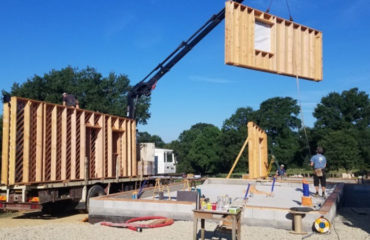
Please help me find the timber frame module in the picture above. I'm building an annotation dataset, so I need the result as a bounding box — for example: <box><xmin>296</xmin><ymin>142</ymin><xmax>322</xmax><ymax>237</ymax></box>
<box><xmin>225</xmin><ymin>1</ymin><xmax>323</xmax><ymax>81</ymax></box>
<box><xmin>1</xmin><ymin>96</ymin><xmax>138</xmax><ymax>187</ymax></box>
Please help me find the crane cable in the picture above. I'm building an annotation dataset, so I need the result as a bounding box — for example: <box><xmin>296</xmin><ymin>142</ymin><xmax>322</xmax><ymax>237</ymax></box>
<box><xmin>290</xmin><ymin>0</ymin><xmax>311</xmax><ymax>157</ymax></box>
<box><xmin>266</xmin><ymin>0</ymin><xmax>310</xmax><ymax>157</ymax></box>
<box><xmin>265</xmin><ymin>0</ymin><xmax>294</xmax><ymax>22</ymax></box>
<box><xmin>296</xmin><ymin>75</ymin><xmax>312</xmax><ymax>157</ymax></box>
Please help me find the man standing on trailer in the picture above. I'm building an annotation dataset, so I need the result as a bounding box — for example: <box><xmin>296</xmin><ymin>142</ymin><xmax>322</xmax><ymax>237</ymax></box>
<box><xmin>310</xmin><ymin>146</ymin><xmax>327</xmax><ymax>198</ymax></box>
<box><xmin>62</xmin><ymin>92</ymin><xmax>79</xmax><ymax>108</ymax></box>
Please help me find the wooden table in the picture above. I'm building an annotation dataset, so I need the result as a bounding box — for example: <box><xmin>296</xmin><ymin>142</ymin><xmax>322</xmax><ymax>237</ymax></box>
<box><xmin>193</xmin><ymin>209</ymin><xmax>242</xmax><ymax>240</ymax></box>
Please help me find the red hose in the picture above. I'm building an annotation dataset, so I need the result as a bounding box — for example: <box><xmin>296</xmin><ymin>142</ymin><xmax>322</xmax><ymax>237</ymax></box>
<box><xmin>126</xmin><ymin>216</ymin><xmax>174</xmax><ymax>228</ymax></box>
<box><xmin>100</xmin><ymin>216</ymin><xmax>174</xmax><ymax>231</ymax></box>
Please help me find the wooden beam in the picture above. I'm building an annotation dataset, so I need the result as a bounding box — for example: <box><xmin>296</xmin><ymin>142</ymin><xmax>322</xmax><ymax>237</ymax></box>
<box><xmin>121</xmin><ymin>119</ymin><xmax>127</xmax><ymax>177</ymax></box>
<box><xmin>107</xmin><ymin>117</ymin><xmax>113</xmax><ymax>177</ymax></box>
<box><xmin>8</xmin><ymin>97</ymin><xmax>17</xmax><ymax>185</ymax></box>
<box><xmin>35</xmin><ymin>103</ymin><xmax>43</xmax><ymax>182</ymax></box>
<box><xmin>61</xmin><ymin>108</ymin><xmax>67</xmax><ymax>180</ymax></box>
<box><xmin>70</xmin><ymin>109</ymin><xmax>76</xmax><ymax>179</ymax></box>
<box><xmin>79</xmin><ymin>111</ymin><xmax>86</xmax><ymax>179</ymax></box>
<box><xmin>127</xmin><ymin>120</ymin><xmax>132</xmax><ymax>176</ymax></box>
<box><xmin>132</xmin><ymin>120</ymin><xmax>137</xmax><ymax>176</ymax></box>
<box><xmin>22</xmin><ymin>101</ymin><xmax>31</xmax><ymax>183</ymax></box>
<box><xmin>50</xmin><ymin>106</ymin><xmax>57</xmax><ymax>181</ymax></box>
<box><xmin>95</xmin><ymin>114</ymin><xmax>103</xmax><ymax>178</ymax></box>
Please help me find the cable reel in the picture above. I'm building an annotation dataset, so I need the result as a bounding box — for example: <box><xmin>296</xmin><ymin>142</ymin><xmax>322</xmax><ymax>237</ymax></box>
<box><xmin>314</xmin><ymin>216</ymin><xmax>330</xmax><ymax>233</ymax></box>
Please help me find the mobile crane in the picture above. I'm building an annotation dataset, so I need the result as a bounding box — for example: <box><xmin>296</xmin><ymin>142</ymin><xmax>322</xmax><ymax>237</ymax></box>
<box><xmin>127</xmin><ymin>0</ymin><xmax>244</xmax><ymax>119</ymax></box>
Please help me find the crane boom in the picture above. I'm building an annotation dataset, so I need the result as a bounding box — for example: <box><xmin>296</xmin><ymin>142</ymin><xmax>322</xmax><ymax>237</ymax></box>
<box><xmin>127</xmin><ymin>0</ymin><xmax>244</xmax><ymax>119</ymax></box>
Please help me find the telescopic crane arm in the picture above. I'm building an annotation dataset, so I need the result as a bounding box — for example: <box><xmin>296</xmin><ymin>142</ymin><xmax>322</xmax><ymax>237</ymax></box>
<box><xmin>127</xmin><ymin>0</ymin><xmax>244</xmax><ymax>119</ymax></box>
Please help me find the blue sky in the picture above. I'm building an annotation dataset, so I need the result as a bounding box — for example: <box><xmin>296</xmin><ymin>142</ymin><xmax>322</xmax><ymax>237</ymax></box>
<box><xmin>1</xmin><ymin>0</ymin><xmax>369</xmax><ymax>142</ymax></box>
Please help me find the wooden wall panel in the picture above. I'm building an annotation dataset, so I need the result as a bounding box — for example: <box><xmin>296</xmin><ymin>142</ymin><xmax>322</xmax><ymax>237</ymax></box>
<box><xmin>1</xmin><ymin>97</ymin><xmax>137</xmax><ymax>185</ymax></box>
<box><xmin>247</xmin><ymin>122</ymin><xmax>268</xmax><ymax>179</ymax></box>
<box><xmin>225</xmin><ymin>1</ymin><xmax>323</xmax><ymax>81</ymax></box>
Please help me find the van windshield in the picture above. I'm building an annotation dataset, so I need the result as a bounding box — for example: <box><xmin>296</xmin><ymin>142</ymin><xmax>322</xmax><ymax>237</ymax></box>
<box><xmin>166</xmin><ymin>152</ymin><xmax>173</xmax><ymax>163</ymax></box>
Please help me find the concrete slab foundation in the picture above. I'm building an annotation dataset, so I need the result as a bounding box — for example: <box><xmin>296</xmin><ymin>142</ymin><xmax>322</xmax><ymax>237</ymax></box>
<box><xmin>88</xmin><ymin>178</ymin><xmax>344</xmax><ymax>233</ymax></box>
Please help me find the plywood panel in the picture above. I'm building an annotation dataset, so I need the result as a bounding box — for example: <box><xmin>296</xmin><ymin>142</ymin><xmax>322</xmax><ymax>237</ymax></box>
<box><xmin>225</xmin><ymin>1</ymin><xmax>323</xmax><ymax>81</ymax></box>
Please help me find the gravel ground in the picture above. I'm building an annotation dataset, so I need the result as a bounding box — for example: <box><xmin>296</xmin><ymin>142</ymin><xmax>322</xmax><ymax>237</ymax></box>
<box><xmin>0</xmin><ymin>208</ymin><xmax>369</xmax><ymax>240</ymax></box>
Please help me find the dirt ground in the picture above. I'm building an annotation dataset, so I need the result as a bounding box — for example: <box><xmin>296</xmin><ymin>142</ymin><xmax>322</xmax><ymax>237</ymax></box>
<box><xmin>0</xmin><ymin>208</ymin><xmax>369</xmax><ymax>240</ymax></box>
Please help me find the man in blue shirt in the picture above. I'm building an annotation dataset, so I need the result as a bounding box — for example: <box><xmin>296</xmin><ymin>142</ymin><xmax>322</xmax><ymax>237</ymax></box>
<box><xmin>310</xmin><ymin>146</ymin><xmax>327</xmax><ymax>197</ymax></box>
<box><xmin>275</xmin><ymin>164</ymin><xmax>286</xmax><ymax>179</ymax></box>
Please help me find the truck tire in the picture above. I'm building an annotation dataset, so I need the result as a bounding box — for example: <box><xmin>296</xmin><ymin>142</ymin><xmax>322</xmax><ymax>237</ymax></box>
<box><xmin>87</xmin><ymin>185</ymin><xmax>105</xmax><ymax>211</ymax></box>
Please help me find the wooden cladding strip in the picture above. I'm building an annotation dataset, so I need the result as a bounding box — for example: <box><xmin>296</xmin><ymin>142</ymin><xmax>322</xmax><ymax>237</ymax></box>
<box><xmin>1</xmin><ymin>97</ymin><xmax>137</xmax><ymax>185</ymax></box>
<box><xmin>225</xmin><ymin>1</ymin><xmax>323</xmax><ymax>81</ymax></box>
<box><xmin>247</xmin><ymin>122</ymin><xmax>268</xmax><ymax>179</ymax></box>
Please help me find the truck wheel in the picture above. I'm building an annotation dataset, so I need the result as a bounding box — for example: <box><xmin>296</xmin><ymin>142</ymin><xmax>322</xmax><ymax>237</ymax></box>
<box><xmin>87</xmin><ymin>185</ymin><xmax>105</xmax><ymax>211</ymax></box>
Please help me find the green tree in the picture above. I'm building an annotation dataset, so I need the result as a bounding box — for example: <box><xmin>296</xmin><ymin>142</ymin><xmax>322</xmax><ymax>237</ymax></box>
<box><xmin>312</xmin><ymin>88</ymin><xmax>370</xmax><ymax>170</ymax></box>
<box><xmin>5</xmin><ymin>66</ymin><xmax>151</xmax><ymax>124</ymax></box>
<box><xmin>314</xmin><ymin>88</ymin><xmax>370</xmax><ymax>130</ymax></box>
<box><xmin>256</xmin><ymin>97</ymin><xmax>301</xmax><ymax>167</ymax></box>
<box><xmin>219</xmin><ymin>107</ymin><xmax>256</xmax><ymax>173</ymax></box>
<box><xmin>318</xmin><ymin>129</ymin><xmax>362</xmax><ymax>171</ymax></box>
<box><xmin>137</xmin><ymin>131</ymin><xmax>165</xmax><ymax>148</ymax></box>
<box><xmin>172</xmin><ymin>123</ymin><xmax>221</xmax><ymax>175</ymax></box>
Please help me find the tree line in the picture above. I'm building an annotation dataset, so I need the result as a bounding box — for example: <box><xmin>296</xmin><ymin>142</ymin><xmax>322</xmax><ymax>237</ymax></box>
<box><xmin>1</xmin><ymin>67</ymin><xmax>369</xmax><ymax>175</ymax></box>
<box><xmin>168</xmin><ymin>88</ymin><xmax>370</xmax><ymax>175</ymax></box>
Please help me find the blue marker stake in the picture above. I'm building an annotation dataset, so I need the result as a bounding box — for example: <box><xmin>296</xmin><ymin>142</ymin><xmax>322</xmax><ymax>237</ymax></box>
<box><xmin>271</xmin><ymin>177</ymin><xmax>276</xmax><ymax>193</ymax></box>
<box><xmin>137</xmin><ymin>180</ymin><xmax>147</xmax><ymax>199</ymax></box>
<box><xmin>244</xmin><ymin>183</ymin><xmax>251</xmax><ymax>200</ymax></box>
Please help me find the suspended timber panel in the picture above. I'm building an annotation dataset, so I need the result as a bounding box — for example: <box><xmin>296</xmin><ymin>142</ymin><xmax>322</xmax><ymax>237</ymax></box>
<box><xmin>1</xmin><ymin>97</ymin><xmax>137</xmax><ymax>185</ymax></box>
<box><xmin>225</xmin><ymin>1</ymin><xmax>323</xmax><ymax>81</ymax></box>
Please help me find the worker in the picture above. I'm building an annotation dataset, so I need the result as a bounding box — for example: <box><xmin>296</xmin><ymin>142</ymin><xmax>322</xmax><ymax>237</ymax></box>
<box><xmin>62</xmin><ymin>92</ymin><xmax>79</xmax><ymax>108</ymax></box>
<box><xmin>275</xmin><ymin>164</ymin><xmax>286</xmax><ymax>179</ymax></box>
<box><xmin>310</xmin><ymin>146</ymin><xmax>327</xmax><ymax>198</ymax></box>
